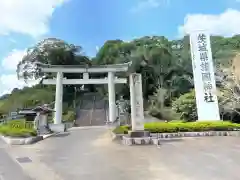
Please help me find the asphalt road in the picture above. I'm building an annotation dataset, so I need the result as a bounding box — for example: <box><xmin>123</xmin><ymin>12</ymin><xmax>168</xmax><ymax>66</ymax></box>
<box><xmin>9</xmin><ymin>127</ymin><xmax>240</xmax><ymax>180</ymax></box>
<box><xmin>0</xmin><ymin>139</ymin><xmax>33</xmax><ymax>180</ymax></box>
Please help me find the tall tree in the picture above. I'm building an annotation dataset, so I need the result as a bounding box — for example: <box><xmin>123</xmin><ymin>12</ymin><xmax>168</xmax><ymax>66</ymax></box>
<box><xmin>17</xmin><ymin>38</ymin><xmax>91</xmax><ymax>81</ymax></box>
<box><xmin>16</xmin><ymin>38</ymin><xmax>91</xmax><ymax>106</ymax></box>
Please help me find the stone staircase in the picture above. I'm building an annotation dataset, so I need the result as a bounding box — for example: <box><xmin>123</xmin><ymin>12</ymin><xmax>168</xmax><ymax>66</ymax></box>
<box><xmin>75</xmin><ymin>93</ymin><xmax>108</xmax><ymax>126</ymax></box>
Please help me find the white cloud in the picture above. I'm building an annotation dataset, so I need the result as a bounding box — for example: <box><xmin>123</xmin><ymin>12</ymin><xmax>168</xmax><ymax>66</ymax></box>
<box><xmin>0</xmin><ymin>49</ymin><xmax>41</xmax><ymax>96</ymax></box>
<box><xmin>95</xmin><ymin>46</ymin><xmax>100</xmax><ymax>52</ymax></box>
<box><xmin>178</xmin><ymin>9</ymin><xmax>240</xmax><ymax>37</ymax></box>
<box><xmin>0</xmin><ymin>74</ymin><xmax>39</xmax><ymax>96</ymax></box>
<box><xmin>0</xmin><ymin>0</ymin><xmax>69</xmax><ymax>96</ymax></box>
<box><xmin>131</xmin><ymin>0</ymin><xmax>169</xmax><ymax>13</ymax></box>
<box><xmin>1</xmin><ymin>49</ymin><xmax>26</xmax><ymax>71</ymax></box>
<box><xmin>0</xmin><ymin>0</ymin><xmax>69</xmax><ymax>37</ymax></box>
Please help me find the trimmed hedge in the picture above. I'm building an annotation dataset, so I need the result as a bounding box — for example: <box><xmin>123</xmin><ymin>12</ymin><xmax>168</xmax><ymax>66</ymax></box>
<box><xmin>113</xmin><ymin>126</ymin><xmax>129</xmax><ymax>134</ymax></box>
<box><xmin>0</xmin><ymin>120</ymin><xmax>36</xmax><ymax>137</ymax></box>
<box><xmin>0</xmin><ymin>126</ymin><xmax>37</xmax><ymax>137</ymax></box>
<box><xmin>5</xmin><ymin>120</ymin><xmax>34</xmax><ymax>129</ymax></box>
<box><xmin>113</xmin><ymin>121</ymin><xmax>240</xmax><ymax>134</ymax></box>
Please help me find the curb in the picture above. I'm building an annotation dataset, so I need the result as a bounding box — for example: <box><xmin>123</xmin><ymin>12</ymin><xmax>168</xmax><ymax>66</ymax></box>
<box><xmin>116</xmin><ymin>131</ymin><xmax>240</xmax><ymax>146</ymax></box>
<box><xmin>154</xmin><ymin>131</ymin><xmax>240</xmax><ymax>139</ymax></box>
<box><xmin>0</xmin><ymin>132</ymin><xmax>62</xmax><ymax>145</ymax></box>
<box><xmin>0</xmin><ymin>135</ymin><xmax>43</xmax><ymax>145</ymax></box>
<box><xmin>122</xmin><ymin>136</ymin><xmax>161</xmax><ymax>146</ymax></box>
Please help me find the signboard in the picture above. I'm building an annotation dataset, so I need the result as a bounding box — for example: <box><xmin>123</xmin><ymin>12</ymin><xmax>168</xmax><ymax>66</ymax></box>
<box><xmin>189</xmin><ymin>30</ymin><xmax>220</xmax><ymax>120</ymax></box>
<box><xmin>130</xmin><ymin>73</ymin><xmax>144</xmax><ymax>130</ymax></box>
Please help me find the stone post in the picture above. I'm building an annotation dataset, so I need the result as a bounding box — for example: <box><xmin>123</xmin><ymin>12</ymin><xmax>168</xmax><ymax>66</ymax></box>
<box><xmin>129</xmin><ymin>73</ymin><xmax>145</xmax><ymax>132</ymax></box>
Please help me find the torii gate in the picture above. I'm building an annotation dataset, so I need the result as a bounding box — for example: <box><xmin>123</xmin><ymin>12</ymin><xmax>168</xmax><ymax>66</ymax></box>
<box><xmin>38</xmin><ymin>63</ymin><xmax>145</xmax><ymax>132</ymax></box>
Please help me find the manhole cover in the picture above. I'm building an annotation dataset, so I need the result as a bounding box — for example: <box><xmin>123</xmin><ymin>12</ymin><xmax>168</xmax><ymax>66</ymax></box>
<box><xmin>16</xmin><ymin>157</ymin><xmax>32</xmax><ymax>163</ymax></box>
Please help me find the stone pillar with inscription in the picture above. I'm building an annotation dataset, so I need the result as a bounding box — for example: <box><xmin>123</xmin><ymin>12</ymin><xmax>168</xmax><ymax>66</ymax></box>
<box><xmin>129</xmin><ymin>73</ymin><xmax>150</xmax><ymax>137</ymax></box>
<box><xmin>190</xmin><ymin>30</ymin><xmax>220</xmax><ymax>120</ymax></box>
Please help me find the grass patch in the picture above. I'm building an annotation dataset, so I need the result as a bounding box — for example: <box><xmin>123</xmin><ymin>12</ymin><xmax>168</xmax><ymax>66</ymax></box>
<box><xmin>0</xmin><ymin>119</ymin><xmax>36</xmax><ymax>137</ymax></box>
<box><xmin>113</xmin><ymin>121</ymin><xmax>240</xmax><ymax>134</ymax></box>
<box><xmin>112</xmin><ymin>125</ymin><xmax>129</xmax><ymax>134</ymax></box>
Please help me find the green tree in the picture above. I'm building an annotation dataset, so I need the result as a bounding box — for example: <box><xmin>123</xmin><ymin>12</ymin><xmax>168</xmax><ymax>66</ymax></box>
<box><xmin>172</xmin><ymin>90</ymin><xmax>197</xmax><ymax>121</ymax></box>
<box><xmin>16</xmin><ymin>38</ymin><xmax>92</xmax><ymax>107</ymax></box>
<box><xmin>17</xmin><ymin>38</ymin><xmax>91</xmax><ymax>80</ymax></box>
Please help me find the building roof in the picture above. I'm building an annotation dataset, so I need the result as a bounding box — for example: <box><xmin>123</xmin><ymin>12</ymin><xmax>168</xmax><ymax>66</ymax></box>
<box><xmin>32</xmin><ymin>106</ymin><xmax>55</xmax><ymax>113</ymax></box>
<box><xmin>18</xmin><ymin>110</ymin><xmax>36</xmax><ymax>115</ymax></box>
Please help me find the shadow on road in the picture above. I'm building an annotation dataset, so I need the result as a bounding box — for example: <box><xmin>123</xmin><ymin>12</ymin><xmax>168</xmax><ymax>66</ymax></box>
<box><xmin>51</xmin><ymin>132</ymin><xmax>70</xmax><ymax>138</ymax></box>
<box><xmin>160</xmin><ymin>138</ymin><xmax>183</xmax><ymax>142</ymax></box>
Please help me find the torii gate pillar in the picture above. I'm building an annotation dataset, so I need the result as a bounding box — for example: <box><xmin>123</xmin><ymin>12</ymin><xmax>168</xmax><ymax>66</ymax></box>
<box><xmin>54</xmin><ymin>72</ymin><xmax>63</xmax><ymax>124</ymax></box>
<box><xmin>108</xmin><ymin>72</ymin><xmax>116</xmax><ymax>123</ymax></box>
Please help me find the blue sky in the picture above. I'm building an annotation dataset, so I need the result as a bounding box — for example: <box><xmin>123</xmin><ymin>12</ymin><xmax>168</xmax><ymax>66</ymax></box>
<box><xmin>0</xmin><ymin>0</ymin><xmax>240</xmax><ymax>95</ymax></box>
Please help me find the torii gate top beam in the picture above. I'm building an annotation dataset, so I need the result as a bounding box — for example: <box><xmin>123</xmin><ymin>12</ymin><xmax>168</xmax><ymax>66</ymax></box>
<box><xmin>37</xmin><ymin>62</ymin><xmax>132</xmax><ymax>73</ymax></box>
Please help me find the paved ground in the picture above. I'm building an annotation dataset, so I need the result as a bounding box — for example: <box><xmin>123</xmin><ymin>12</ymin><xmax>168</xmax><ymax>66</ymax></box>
<box><xmin>4</xmin><ymin>127</ymin><xmax>240</xmax><ymax>180</ymax></box>
<box><xmin>0</xmin><ymin>139</ymin><xmax>33</xmax><ymax>180</ymax></box>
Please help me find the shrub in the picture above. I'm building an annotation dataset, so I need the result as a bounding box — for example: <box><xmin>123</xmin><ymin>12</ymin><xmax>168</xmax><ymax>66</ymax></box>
<box><xmin>112</xmin><ymin>126</ymin><xmax>129</xmax><ymax>134</ymax></box>
<box><xmin>149</xmin><ymin>107</ymin><xmax>181</xmax><ymax>121</ymax></box>
<box><xmin>144</xmin><ymin>121</ymin><xmax>240</xmax><ymax>133</ymax></box>
<box><xmin>113</xmin><ymin>121</ymin><xmax>240</xmax><ymax>134</ymax></box>
<box><xmin>172</xmin><ymin>90</ymin><xmax>197</xmax><ymax>121</ymax></box>
<box><xmin>148</xmin><ymin>88</ymin><xmax>182</xmax><ymax>121</ymax></box>
<box><xmin>0</xmin><ymin>125</ymin><xmax>37</xmax><ymax>137</ymax></box>
<box><xmin>5</xmin><ymin>119</ymin><xmax>34</xmax><ymax>129</ymax></box>
<box><xmin>0</xmin><ymin>119</ymin><xmax>36</xmax><ymax>137</ymax></box>
<box><xmin>63</xmin><ymin>110</ymin><xmax>76</xmax><ymax>122</ymax></box>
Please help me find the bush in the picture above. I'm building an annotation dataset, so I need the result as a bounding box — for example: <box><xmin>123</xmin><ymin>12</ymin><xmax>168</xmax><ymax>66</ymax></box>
<box><xmin>149</xmin><ymin>107</ymin><xmax>181</xmax><ymax>121</ymax></box>
<box><xmin>5</xmin><ymin>119</ymin><xmax>34</xmax><ymax>129</ymax></box>
<box><xmin>63</xmin><ymin>110</ymin><xmax>76</xmax><ymax>122</ymax></box>
<box><xmin>172</xmin><ymin>90</ymin><xmax>197</xmax><ymax>121</ymax></box>
<box><xmin>0</xmin><ymin>125</ymin><xmax>37</xmax><ymax>137</ymax></box>
<box><xmin>113</xmin><ymin>121</ymin><xmax>240</xmax><ymax>134</ymax></box>
<box><xmin>0</xmin><ymin>119</ymin><xmax>36</xmax><ymax>137</ymax></box>
<box><xmin>112</xmin><ymin>126</ymin><xmax>129</xmax><ymax>134</ymax></box>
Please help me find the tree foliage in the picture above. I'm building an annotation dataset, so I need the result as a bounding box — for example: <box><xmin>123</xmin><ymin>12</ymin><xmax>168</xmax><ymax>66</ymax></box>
<box><xmin>1</xmin><ymin>34</ymin><xmax>240</xmax><ymax>122</ymax></box>
<box><xmin>17</xmin><ymin>38</ymin><xmax>91</xmax><ymax>81</ymax></box>
<box><xmin>172</xmin><ymin>90</ymin><xmax>197</xmax><ymax>121</ymax></box>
